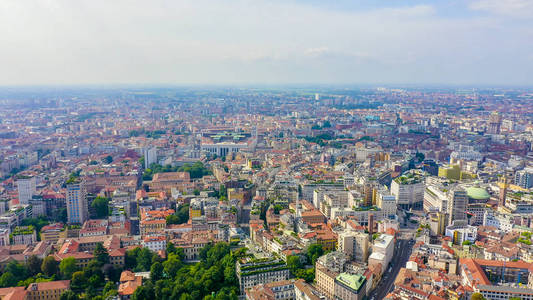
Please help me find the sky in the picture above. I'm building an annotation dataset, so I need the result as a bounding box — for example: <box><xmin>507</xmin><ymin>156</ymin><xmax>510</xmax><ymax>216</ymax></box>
<box><xmin>0</xmin><ymin>0</ymin><xmax>532</xmax><ymax>86</ymax></box>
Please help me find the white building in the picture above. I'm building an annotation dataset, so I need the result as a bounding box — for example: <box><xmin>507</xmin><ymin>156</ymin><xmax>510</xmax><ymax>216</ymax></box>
<box><xmin>17</xmin><ymin>177</ymin><xmax>36</xmax><ymax>205</ymax></box>
<box><xmin>142</xmin><ymin>235</ymin><xmax>167</xmax><ymax>252</ymax></box>
<box><xmin>66</xmin><ymin>181</ymin><xmax>89</xmax><ymax>225</ymax></box>
<box><xmin>372</xmin><ymin>234</ymin><xmax>395</xmax><ymax>269</ymax></box>
<box><xmin>376</xmin><ymin>191</ymin><xmax>397</xmax><ymax>218</ymax></box>
<box><xmin>0</xmin><ymin>228</ymin><xmax>9</xmax><ymax>246</ymax></box>
<box><xmin>143</xmin><ymin>147</ymin><xmax>157</xmax><ymax>169</ymax></box>
<box><xmin>483</xmin><ymin>210</ymin><xmax>513</xmax><ymax>232</ymax></box>
<box><xmin>445</xmin><ymin>222</ymin><xmax>477</xmax><ymax>244</ymax></box>
<box><xmin>390</xmin><ymin>175</ymin><xmax>424</xmax><ymax>210</ymax></box>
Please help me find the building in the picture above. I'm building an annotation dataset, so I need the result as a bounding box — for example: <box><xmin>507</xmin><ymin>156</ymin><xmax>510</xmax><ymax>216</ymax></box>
<box><xmin>26</xmin><ymin>280</ymin><xmax>70</xmax><ymax>300</ymax></box>
<box><xmin>118</xmin><ymin>270</ymin><xmax>143</xmax><ymax>299</ymax></box>
<box><xmin>66</xmin><ymin>180</ymin><xmax>88</xmax><ymax>225</ymax></box>
<box><xmin>372</xmin><ymin>234</ymin><xmax>394</xmax><ymax>271</ymax></box>
<box><xmin>445</xmin><ymin>221</ymin><xmax>477</xmax><ymax>245</ymax></box>
<box><xmin>460</xmin><ymin>258</ymin><xmax>533</xmax><ymax>300</ymax></box>
<box><xmin>236</xmin><ymin>258</ymin><xmax>290</xmax><ymax>293</ymax></box>
<box><xmin>487</xmin><ymin>112</ymin><xmax>502</xmax><ymax>134</ymax></box>
<box><xmin>447</xmin><ymin>188</ymin><xmax>467</xmax><ymax>226</ymax></box>
<box><xmin>143</xmin><ymin>147</ymin><xmax>157</xmax><ymax>169</ymax></box>
<box><xmin>390</xmin><ymin>173</ymin><xmax>424</xmax><ymax>210</ymax></box>
<box><xmin>515</xmin><ymin>168</ymin><xmax>533</xmax><ymax>189</ymax></box>
<box><xmin>11</xmin><ymin>226</ymin><xmax>37</xmax><ymax>245</ymax></box>
<box><xmin>245</xmin><ymin>280</ymin><xmax>295</xmax><ymax>300</ymax></box>
<box><xmin>17</xmin><ymin>177</ymin><xmax>36</xmax><ymax>205</ymax></box>
<box><xmin>334</xmin><ymin>273</ymin><xmax>366</xmax><ymax>300</ymax></box>
<box><xmin>294</xmin><ymin>279</ymin><xmax>325</xmax><ymax>300</ymax></box>
<box><xmin>483</xmin><ymin>210</ymin><xmax>513</xmax><ymax>232</ymax></box>
<box><xmin>315</xmin><ymin>264</ymin><xmax>338</xmax><ymax>300</ymax></box>
<box><xmin>376</xmin><ymin>192</ymin><xmax>397</xmax><ymax>219</ymax></box>
<box><xmin>0</xmin><ymin>228</ymin><xmax>9</xmax><ymax>246</ymax></box>
<box><xmin>142</xmin><ymin>235</ymin><xmax>166</xmax><ymax>252</ymax></box>
<box><xmin>338</xmin><ymin>231</ymin><xmax>369</xmax><ymax>263</ymax></box>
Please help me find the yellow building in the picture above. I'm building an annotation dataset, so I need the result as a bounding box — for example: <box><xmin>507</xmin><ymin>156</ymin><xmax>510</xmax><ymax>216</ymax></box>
<box><xmin>26</xmin><ymin>280</ymin><xmax>70</xmax><ymax>300</ymax></box>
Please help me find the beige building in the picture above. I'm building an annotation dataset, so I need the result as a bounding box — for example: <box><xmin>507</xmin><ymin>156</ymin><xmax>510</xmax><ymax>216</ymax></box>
<box><xmin>338</xmin><ymin>231</ymin><xmax>369</xmax><ymax>263</ymax></box>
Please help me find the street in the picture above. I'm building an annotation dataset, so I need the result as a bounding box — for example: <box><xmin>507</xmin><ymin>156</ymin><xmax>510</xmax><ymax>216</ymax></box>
<box><xmin>368</xmin><ymin>230</ymin><xmax>416</xmax><ymax>300</ymax></box>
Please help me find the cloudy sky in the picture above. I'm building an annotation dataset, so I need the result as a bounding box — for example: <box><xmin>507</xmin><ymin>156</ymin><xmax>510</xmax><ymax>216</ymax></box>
<box><xmin>0</xmin><ymin>0</ymin><xmax>532</xmax><ymax>86</ymax></box>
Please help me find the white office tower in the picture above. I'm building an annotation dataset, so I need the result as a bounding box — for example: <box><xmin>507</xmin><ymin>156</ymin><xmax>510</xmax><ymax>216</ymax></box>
<box><xmin>143</xmin><ymin>147</ymin><xmax>157</xmax><ymax>169</ymax></box>
<box><xmin>17</xmin><ymin>177</ymin><xmax>36</xmax><ymax>205</ymax></box>
<box><xmin>66</xmin><ymin>180</ymin><xmax>88</xmax><ymax>224</ymax></box>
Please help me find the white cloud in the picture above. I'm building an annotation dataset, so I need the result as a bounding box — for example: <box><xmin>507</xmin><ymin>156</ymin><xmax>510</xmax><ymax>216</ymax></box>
<box><xmin>0</xmin><ymin>0</ymin><xmax>531</xmax><ymax>85</ymax></box>
<box><xmin>469</xmin><ymin>0</ymin><xmax>533</xmax><ymax>18</ymax></box>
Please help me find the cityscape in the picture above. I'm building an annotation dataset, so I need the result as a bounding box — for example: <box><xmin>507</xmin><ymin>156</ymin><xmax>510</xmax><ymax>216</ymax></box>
<box><xmin>0</xmin><ymin>87</ymin><xmax>532</xmax><ymax>300</ymax></box>
<box><xmin>1</xmin><ymin>1</ymin><xmax>533</xmax><ymax>300</ymax></box>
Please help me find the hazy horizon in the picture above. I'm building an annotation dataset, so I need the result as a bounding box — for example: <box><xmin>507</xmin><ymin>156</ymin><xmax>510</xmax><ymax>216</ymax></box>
<box><xmin>2</xmin><ymin>0</ymin><xmax>533</xmax><ymax>86</ymax></box>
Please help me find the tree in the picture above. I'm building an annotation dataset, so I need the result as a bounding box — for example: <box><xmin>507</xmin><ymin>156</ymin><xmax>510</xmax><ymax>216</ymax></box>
<box><xmin>59</xmin><ymin>257</ymin><xmax>79</xmax><ymax>280</ymax></box>
<box><xmin>150</xmin><ymin>262</ymin><xmax>163</xmax><ymax>281</ymax></box>
<box><xmin>163</xmin><ymin>253</ymin><xmax>183</xmax><ymax>278</ymax></box>
<box><xmin>136</xmin><ymin>248</ymin><xmax>154</xmax><ymax>271</ymax></box>
<box><xmin>41</xmin><ymin>255</ymin><xmax>59</xmax><ymax>277</ymax></box>
<box><xmin>286</xmin><ymin>255</ymin><xmax>303</xmax><ymax>274</ymax></box>
<box><xmin>70</xmin><ymin>271</ymin><xmax>86</xmax><ymax>292</ymax></box>
<box><xmin>27</xmin><ymin>255</ymin><xmax>43</xmax><ymax>276</ymax></box>
<box><xmin>90</xmin><ymin>197</ymin><xmax>110</xmax><ymax>218</ymax></box>
<box><xmin>166</xmin><ymin>204</ymin><xmax>189</xmax><ymax>225</ymax></box>
<box><xmin>103</xmin><ymin>264</ymin><xmax>120</xmax><ymax>283</ymax></box>
<box><xmin>103</xmin><ymin>156</ymin><xmax>113</xmax><ymax>164</ymax></box>
<box><xmin>5</xmin><ymin>261</ymin><xmax>27</xmax><ymax>283</ymax></box>
<box><xmin>0</xmin><ymin>272</ymin><xmax>16</xmax><ymax>288</ymax></box>
<box><xmin>132</xmin><ymin>281</ymin><xmax>155</xmax><ymax>300</ymax></box>
<box><xmin>60</xmin><ymin>290</ymin><xmax>79</xmax><ymax>300</ymax></box>
<box><xmin>307</xmin><ymin>244</ymin><xmax>324</xmax><ymax>266</ymax></box>
<box><xmin>471</xmin><ymin>293</ymin><xmax>485</xmax><ymax>300</ymax></box>
<box><xmin>94</xmin><ymin>243</ymin><xmax>109</xmax><ymax>265</ymax></box>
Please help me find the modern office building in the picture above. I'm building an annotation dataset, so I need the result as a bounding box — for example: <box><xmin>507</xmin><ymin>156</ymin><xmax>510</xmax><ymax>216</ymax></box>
<box><xmin>142</xmin><ymin>147</ymin><xmax>157</xmax><ymax>169</ymax></box>
<box><xmin>515</xmin><ymin>168</ymin><xmax>533</xmax><ymax>189</ymax></box>
<box><xmin>17</xmin><ymin>176</ymin><xmax>36</xmax><ymax>205</ymax></box>
<box><xmin>447</xmin><ymin>188</ymin><xmax>468</xmax><ymax>226</ymax></box>
<box><xmin>66</xmin><ymin>180</ymin><xmax>88</xmax><ymax>224</ymax></box>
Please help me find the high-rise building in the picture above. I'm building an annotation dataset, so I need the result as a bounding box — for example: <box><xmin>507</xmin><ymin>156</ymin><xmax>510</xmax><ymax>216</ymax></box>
<box><xmin>362</xmin><ymin>183</ymin><xmax>373</xmax><ymax>207</ymax></box>
<box><xmin>338</xmin><ymin>231</ymin><xmax>369</xmax><ymax>262</ymax></box>
<box><xmin>66</xmin><ymin>180</ymin><xmax>88</xmax><ymax>224</ymax></box>
<box><xmin>143</xmin><ymin>147</ymin><xmax>157</xmax><ymax>169</ymax></box>
<box><xmin>17</xmin><ymin>177</ymin><xmax>36</xmax><ymax>205</ymax></box>
<box><xmin>487</xmin><ymin>112</ymin><xmax>502</xmax><ymax>134</ymax></box>
<box><xmin>515</xmin><ymin>168</ymin><xmax>533</xmax><ymax>189</ymax></box>
<box><xmin>447</xmin><ymin>188</ymin><xmax>467</xmax><ymax>226</ymax></box>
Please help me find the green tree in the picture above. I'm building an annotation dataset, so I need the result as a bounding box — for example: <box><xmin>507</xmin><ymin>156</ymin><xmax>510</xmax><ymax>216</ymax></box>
<box><xmin>136</xmin><ymin>248</ymin><xmax>154</xmax><ymax>271</ymax></box>
<box><xmin>150</xmin><ymin>262</ymin><xmax>163</xmax><ymax>281</ymax></box>
<box><xmin>0</xmin><ymin>272</ymin><xmax>16</xmax><ymax>288</ymax></box>
<box><xmin>41</xmin><ymin>255</ymin><xmax>59</xmax><ymax>277</ymax></box>
<box><xmin>163</xmin><ymin>253</ymin><xmax>183</xmax><ymax>278</ymax></box>
<box><xmin>59</xmin><ymin>257</ymin><xmax>79</xmax><ymax>280</ymax></box>
<box><xmin>60</xmin><ymin>290</ymin><xmax>79</xmax><ymax>300</ymax></box>
<box><xmin>103</xmin><ymin>156</ymin><xmax>113</xmax><ymax>164</ymax></box>
<box><xmin>132</xmin><ymin>281</ymin><xmax>155</xmax><ymax>300</ymax></box>
<box><xmin>94</xmin><ymin>243</ymin><xmax>109</xmax><ymax>265</ymax></box>
<box><xmin>471</xmin><ymin>293</ymin><xmax>485</xmax><ymax>300</ymax></box>
<box><xmin>26</xmin><ymin>255</ymin><xmax>43</xmax><ymax>276</ymax></box>
<box><xmin>307</xmin><ymin>244</ymin><xmax>324</xmax><ymax>266</ymax></box>
<box><xmin>70</xmin><ymin>271</ymin><xmax>86</xmax><ymax>292</ymax></box>
<box><xmin>90</xmin><ymin>197</ymin><xmax>110</xmax><ymax>218</ymax></box>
